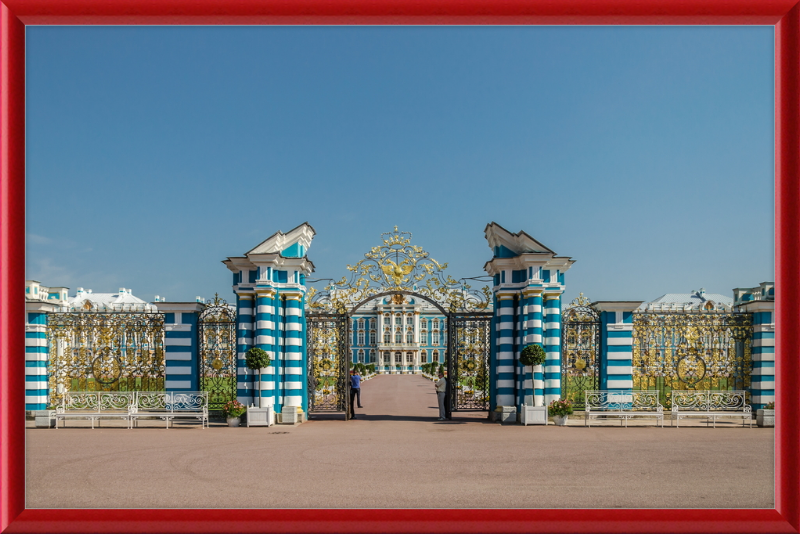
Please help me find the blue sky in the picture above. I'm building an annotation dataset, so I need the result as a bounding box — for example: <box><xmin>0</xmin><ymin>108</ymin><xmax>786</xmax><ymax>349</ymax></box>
<box><xmin>25</xmin><ymin>26</ymin><xmax>774</xmax><ymax>305</ymax></box>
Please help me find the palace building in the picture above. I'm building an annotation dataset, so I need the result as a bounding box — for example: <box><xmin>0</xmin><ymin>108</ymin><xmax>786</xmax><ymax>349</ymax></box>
<box><xmin>349</xmin><ymin>294</ymin><xmax>448</xmax><ymax>373</ymax></box>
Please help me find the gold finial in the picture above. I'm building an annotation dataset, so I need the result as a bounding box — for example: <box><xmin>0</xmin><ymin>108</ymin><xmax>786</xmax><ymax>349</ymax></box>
<box><xmin>394</xmin><ymin>225</ymin><xmax>398</xmax><ymax>232</ymax></box>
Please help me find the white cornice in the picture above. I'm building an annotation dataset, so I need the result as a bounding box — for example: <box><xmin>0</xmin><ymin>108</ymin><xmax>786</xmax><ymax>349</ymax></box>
<box><xmin>25</xmin><ymin>301</ymin><xmax>62</xmax><ymax>313</ymax></box>
<box><xmin>736</xmin><ymin>300</ymin><xmax>775</xmax><ymax>313</ymax></box>
<box><xmin>592</xmin><ymin>301</ymin><xmax>645</xmax><ymax>312</ymax></box>
<box><xmin>154</xmin><ymin>302</ymin><xmax>206</xmax><ymax>313</ymax></box>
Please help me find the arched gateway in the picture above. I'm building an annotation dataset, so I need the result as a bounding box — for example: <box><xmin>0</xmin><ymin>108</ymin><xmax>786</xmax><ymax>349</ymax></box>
<box><xmin>223</xmin><ymin>222</ymin><xmax>573</xmax><ymax>424</ymax></box>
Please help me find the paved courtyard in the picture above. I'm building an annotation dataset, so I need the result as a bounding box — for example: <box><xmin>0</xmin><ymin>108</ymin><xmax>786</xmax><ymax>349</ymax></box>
<box><xmin>26</xmin><ymin>374</ymin><xmax>774</xmax><ymax>509</ymax></box>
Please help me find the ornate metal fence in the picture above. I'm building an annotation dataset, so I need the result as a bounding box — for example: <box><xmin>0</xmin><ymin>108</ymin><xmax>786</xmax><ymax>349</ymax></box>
<box><xmin>47</xmin><ymin>312</ymin><xmax>165</xmax><ymax>405</ymax></box>
<box><xmin>448</xmin><ymin>313</ymin><xmax>492</xmax><ymax>411</ymax></box>
<box><xmin>307</xmin><ymin>313</ymin><xmax>350</xmax><ymax>414</ymax></box>
<box><xmin>561</xmin><ymin>295</ymin><xmax>601</xmax><ymax>409</ymax></box>
<box><xmin>632</xmin><ymin>311</ymin><xmax>753</xmax><ymax>408</ymax></box>
<box><xmin>198</xmin><ymin>295</ymin><xmax>237</xmax><ymax>411</ymax></box>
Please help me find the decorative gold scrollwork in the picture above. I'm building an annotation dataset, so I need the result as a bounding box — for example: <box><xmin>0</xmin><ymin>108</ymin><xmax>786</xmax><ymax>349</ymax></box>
<box><xmin>307</xmin><ymin>227</ymin><xmax>491</xmax><ymax>313</ymax></box>
<box><xmin>198</xmin><ymin>294</ymin><xmax>237</xmax><ymax>411</ymax></box>
<box><xmin>632</xmin><ymin>311</ymin><xmax>753</xmax><ymax>407</ymax></box>
<box><xmin>47</xmin><ymin>311</ymin><xmax>166</xmax><ymax>405</ymax></box>
<box><xmin>560</xmin><ymin>294</ymin><xmax>600</xmax><ymax>408</ymax></box>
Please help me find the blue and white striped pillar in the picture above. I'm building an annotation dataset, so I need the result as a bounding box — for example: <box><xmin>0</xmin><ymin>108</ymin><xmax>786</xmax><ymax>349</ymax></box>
<box><xmin>543</xmin><ymin>293</ymin><xmax>562</xmax><ymax>405</ymax></box>
<box><xmin>520</xmin><ymin>288</ymin><xmax>544</xmax><ymax>408</ymax></box>
<box><xmin>281</xmin><ymin>291</ymin><xmax>306</xmax><ymax>413</ymax></box>
<box><xmin>235</xmin><ymin>292</ymin><xmax>255</xmax><ymax>406</ymax></box>
<box><xmin>254</xmin><ymin>288</ymin><xmax>278</xmax><ymax>409</ymax></box>
<box><xmin>741</xmin><ymin>302</ymin><xmax>774</xmax><ymax>409</ymax></box>
<box><xmin>595</xmin><ymin>304</ymin><xmax>636</xmax><ymax>392</ymax></box>
<box><xmin>25</xmin><ymin>310</ymin><xmax>49</xmax><ymax>410</ymax></box>
<box><xmin>158</xmin><ymin>303</ymin><xmax>203</xmax><ymax>392</ymax></box>
<box><xmin>494</xmin><ymin>292</ymin><xmax>516</xmax><ymax>408</ymax></box>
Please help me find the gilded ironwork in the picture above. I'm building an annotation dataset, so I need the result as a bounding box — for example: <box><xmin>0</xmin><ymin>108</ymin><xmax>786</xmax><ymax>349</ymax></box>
<box><xmin>448</xmin><ymin>314</ymin><xmax>491</xmax><ymax>411</ymax></box>
<box><xmin>561</xmin><ymin>294</ymin><xmax>600</xmax><ymax>409</ymax></box>
<box><xmin>47</xmin><ymin>312</ymin><xmax>165</xmax><ymax>406</ymax></box>
<box><xmin>198</xmin><ymin>294</ymin><xmax>237</xmax><ymax>411</ymax></box>
<box><xmin>307</xmin><ymin>227</ymin><xmax>491</xmax><ymax>314</ymax></box>
<box><xmin>307</xmin><ymin>313</ymin><xmax>350</xmax><ymax>415</ymax></box>
<box><xmin>632</xmin><ymin>311</ymin><xmax>753</xmax><ymax>408</ymax></box>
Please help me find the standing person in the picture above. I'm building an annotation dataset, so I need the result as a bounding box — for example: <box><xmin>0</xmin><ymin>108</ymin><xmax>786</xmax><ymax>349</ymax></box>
<box><xmin>435</xmin><ymin>371</ymin><xmax>447</xmax><ymax>421</ymax></box>
<box><xmin>349</xmin><ymin>369</ymin><xmax>362</xmax><ymax>419</ymax></box>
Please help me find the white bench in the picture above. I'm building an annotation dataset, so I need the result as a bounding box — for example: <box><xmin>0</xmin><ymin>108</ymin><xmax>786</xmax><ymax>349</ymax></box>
<box><xmin>54</xmin><ymin>392</ymin><xmax>134</xmax><ymax>429</ymax></box>
<box><xmin>671</xmin><ymin>390</ymin><xmax>752</xmax><ymax>428</ymax></box>
<box><xmin>584</xmin><ymin>390</ymin><xmax>664</xmax><ymax>427</ymax></box>
<box><xmin>130</xmin><ymin>391</ymin><xmax>209</xmax><ymax>429</ymax></box>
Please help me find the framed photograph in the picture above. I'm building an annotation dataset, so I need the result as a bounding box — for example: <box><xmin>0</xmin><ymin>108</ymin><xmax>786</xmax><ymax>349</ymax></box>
<box><xmin>2</xmin><ymin>1</ymin><xmax>797</xmax><ymax>532</ymax></box>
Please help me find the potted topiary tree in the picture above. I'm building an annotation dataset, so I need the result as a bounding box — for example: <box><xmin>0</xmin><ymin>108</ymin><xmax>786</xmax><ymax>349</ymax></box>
<box><xmin>518</xmin><ymin>343</ymin><xmax>548</xmax><ymax>425</ymax></box>
<box><xmin>245</xmin><ymin>347</ymin><xmax>271</xmax><ymax>409</ymax></box>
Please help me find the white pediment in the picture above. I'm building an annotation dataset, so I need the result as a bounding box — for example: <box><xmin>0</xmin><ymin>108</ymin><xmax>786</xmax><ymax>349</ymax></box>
<box><xmin>247</xmin><ymin>222</ymin><xmax>316</xmax><ymax>256</ymax></box>
<box><xmin>484</xmin><ymin>222</ymin><xmax>554</xmax><ymax>255</ymax></box>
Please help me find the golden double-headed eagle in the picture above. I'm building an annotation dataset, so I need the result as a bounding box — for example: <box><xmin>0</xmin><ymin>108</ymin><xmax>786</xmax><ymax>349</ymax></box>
<box><xmin>381</xmin><ymin>259</ymin><xmax>414</xmax><ymax>287</ymax></box>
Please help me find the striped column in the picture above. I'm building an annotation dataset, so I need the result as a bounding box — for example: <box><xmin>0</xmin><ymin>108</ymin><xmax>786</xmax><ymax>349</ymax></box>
<box><xmin>281</xmin><ymin>292</ymin><xmax>305</xmax><ymax>413</ymax></box>
<box><xmin>254</xmin><ymin>289</ymin><xmax>278</xmax><ymax>409</ymax></box>
<box><xmin>522</xmin><ymin>289</ymin><xmax>545</xmax><ymax>407</ymax></box>
<box><xmin>25</xmin><ymin>311</ymin><xmax>49</xmax><ymax>410</ymax></box>
<box><xmin>518</xmin><ymin>291</ymin><xmax>533</xmax><ymax>408</ymax></box>
<box><xmin>164</xmin><ymin>312</ymin><xmax>197</xmax><ymax>391</ymax></box>
<box><xmin>598</xmin><ymin>309</ymin><xmax>634</xmax><ymax>391</ymax></box>
<box><xmin>235</xmin><ymin>293</ymin><xmax>255</xmax><ymax>406</ymax></box>
<box><xmin>748</xmin><ymin>305</ymin><xmax>775</xmax><ymax>409</ymax></box>
<box><xmin>543</xmin><ymin>295</ymin><xmax>562</xmax><ymax>405</ymax></box>
<box><xmin>494</xmin><ymin>293</ymin><xmax>516</xmax><ymax>407</ymax></box>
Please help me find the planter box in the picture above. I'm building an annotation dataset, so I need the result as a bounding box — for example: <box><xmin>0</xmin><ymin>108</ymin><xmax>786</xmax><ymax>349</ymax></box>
<box><xmin>246</xmin><ymin>406</ymin><xmax>274</xmax><ymax>427</ymax></box>
<box><xmin>495</xmin><ymin>406</ymin><xmax>517</xmax><ymax>425</ymax></box>
<box><xmin>520</xmin><ymin>406</ymin><xmax>548</xmax><ymax>426</ymax></box>
<box><xmin>34</xmin><ymin>410</ymin><xmax>55</xmax><ymax>428</ymax></box>
<box><xmin>757</xmin><ymin>409</ymin><xmax>774</xmax><ymax>427</ymax></box>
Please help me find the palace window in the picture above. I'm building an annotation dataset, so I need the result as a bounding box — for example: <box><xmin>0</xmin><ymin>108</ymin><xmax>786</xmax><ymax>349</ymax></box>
<box><xmin>420</xmin><ymin>330</ymin><xmax>427</xmax><ymax>345</ymax></box>
<box><xmin>406</xmin><ymin>327</ymin><xmax>414</xmax><ymax>344</ymax></box>
<box><xmin>421</xmin><ymin>352</ymin><xmax>427</xmax><ymax>363</ymax></box>
<box><xmin>358</xmin><ymin>349</ymin><xmax>365</xmax><ymax>363</ymax></box>
<box><xmin>369</xmin><ymin>350</ymin><xmax>376</xmax><ymax>363</ymax></box>
<box><xmin>395</xmin><ymin>313</ymin><xmax>401</xmax><ymax>324</ymax></box>
<box><xmin>406</xmin><ymin>352</ymin><xmax>413</xmax><ymax>364</ymax></box>
<box><xmin>432</xmin><ymin>330</ymin><xmax>440</xmax><ymax>346</ymax></box>
<box><xmin>384</xmin><ymin>327</ymin><xmax>391</xmax><ymax>343</ymax></box>
<box><xmin>433</xmin><ymin>350</ymin><xmax>440</xmax><ymax>363</ymax></box>
<box><xmin>421</xmin><ymin>319</ymin><xmax>427</xmax><ymax>329</ymax></box>
<box><xmin>395</xmin><ymin>352</ymin><xmax>402</xmax><ymax>365</ymax></box>
<box><xmin>358</xmin><ymin>319</ymin><xmax>365</xmax><ymax>330</ymax></box>
<box><xmin>432</xmin><ymin>319</ymin><xmax>439</xmax><ymax>330</ymax></box>
<box><xmin>395</xmin><ymin>327</ymin><xmax>402</xmax><ymax>343</ymax></box>
<box><xmin>358</xmin><ymin>331</ymin><xmax>365</xmax><ymax>345</ymax></box>
<box><xmin>370</xmin><ymin>330</ymin><xmax>376</xmax><ymax>345</ymax></box>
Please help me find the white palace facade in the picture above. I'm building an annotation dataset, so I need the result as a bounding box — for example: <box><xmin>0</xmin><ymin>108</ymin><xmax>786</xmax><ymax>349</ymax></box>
<box><xmin>349</xmin><ymin>294</ymin><xmax>448</xmax><ymax>374</ymax></box>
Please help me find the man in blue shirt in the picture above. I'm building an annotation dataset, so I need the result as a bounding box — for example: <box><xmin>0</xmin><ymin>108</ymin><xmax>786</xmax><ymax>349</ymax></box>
<box><xmin>350</xmin><ymin>369</ymin><xmax>362</xmax><ymax>419</ymax></box>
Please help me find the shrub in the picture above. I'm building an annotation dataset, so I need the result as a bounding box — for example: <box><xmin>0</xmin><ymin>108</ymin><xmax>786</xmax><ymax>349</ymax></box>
<box><xmin>765</xmin><ymin>401</ymin><xmax>775</xmax><ymax>410</ymax></box>
<box><xmin>245</xmin><ymin>347</ymin><xmax>271</xmax><ymax>370</ymax></box>
<box><xmin>548</xmin><ymin>399</ymin><xmax>574</xmax><ymax>417</ymax></box>
<box><xmin>520</xmin><ymin>344</ymin><xmax>546</xmax><ymax>367</ymax></box>
<box><xmin>222</xmin><ymin>399</ymin><xmax>247</xmax><ymax>418</ymax></box>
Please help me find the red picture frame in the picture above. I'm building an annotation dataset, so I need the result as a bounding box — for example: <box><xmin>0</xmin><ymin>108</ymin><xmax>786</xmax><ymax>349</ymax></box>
<box><xmin>1</xmin><ymin>1</ymin><xmax>798</xmax><ymax>532</ymax></box>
